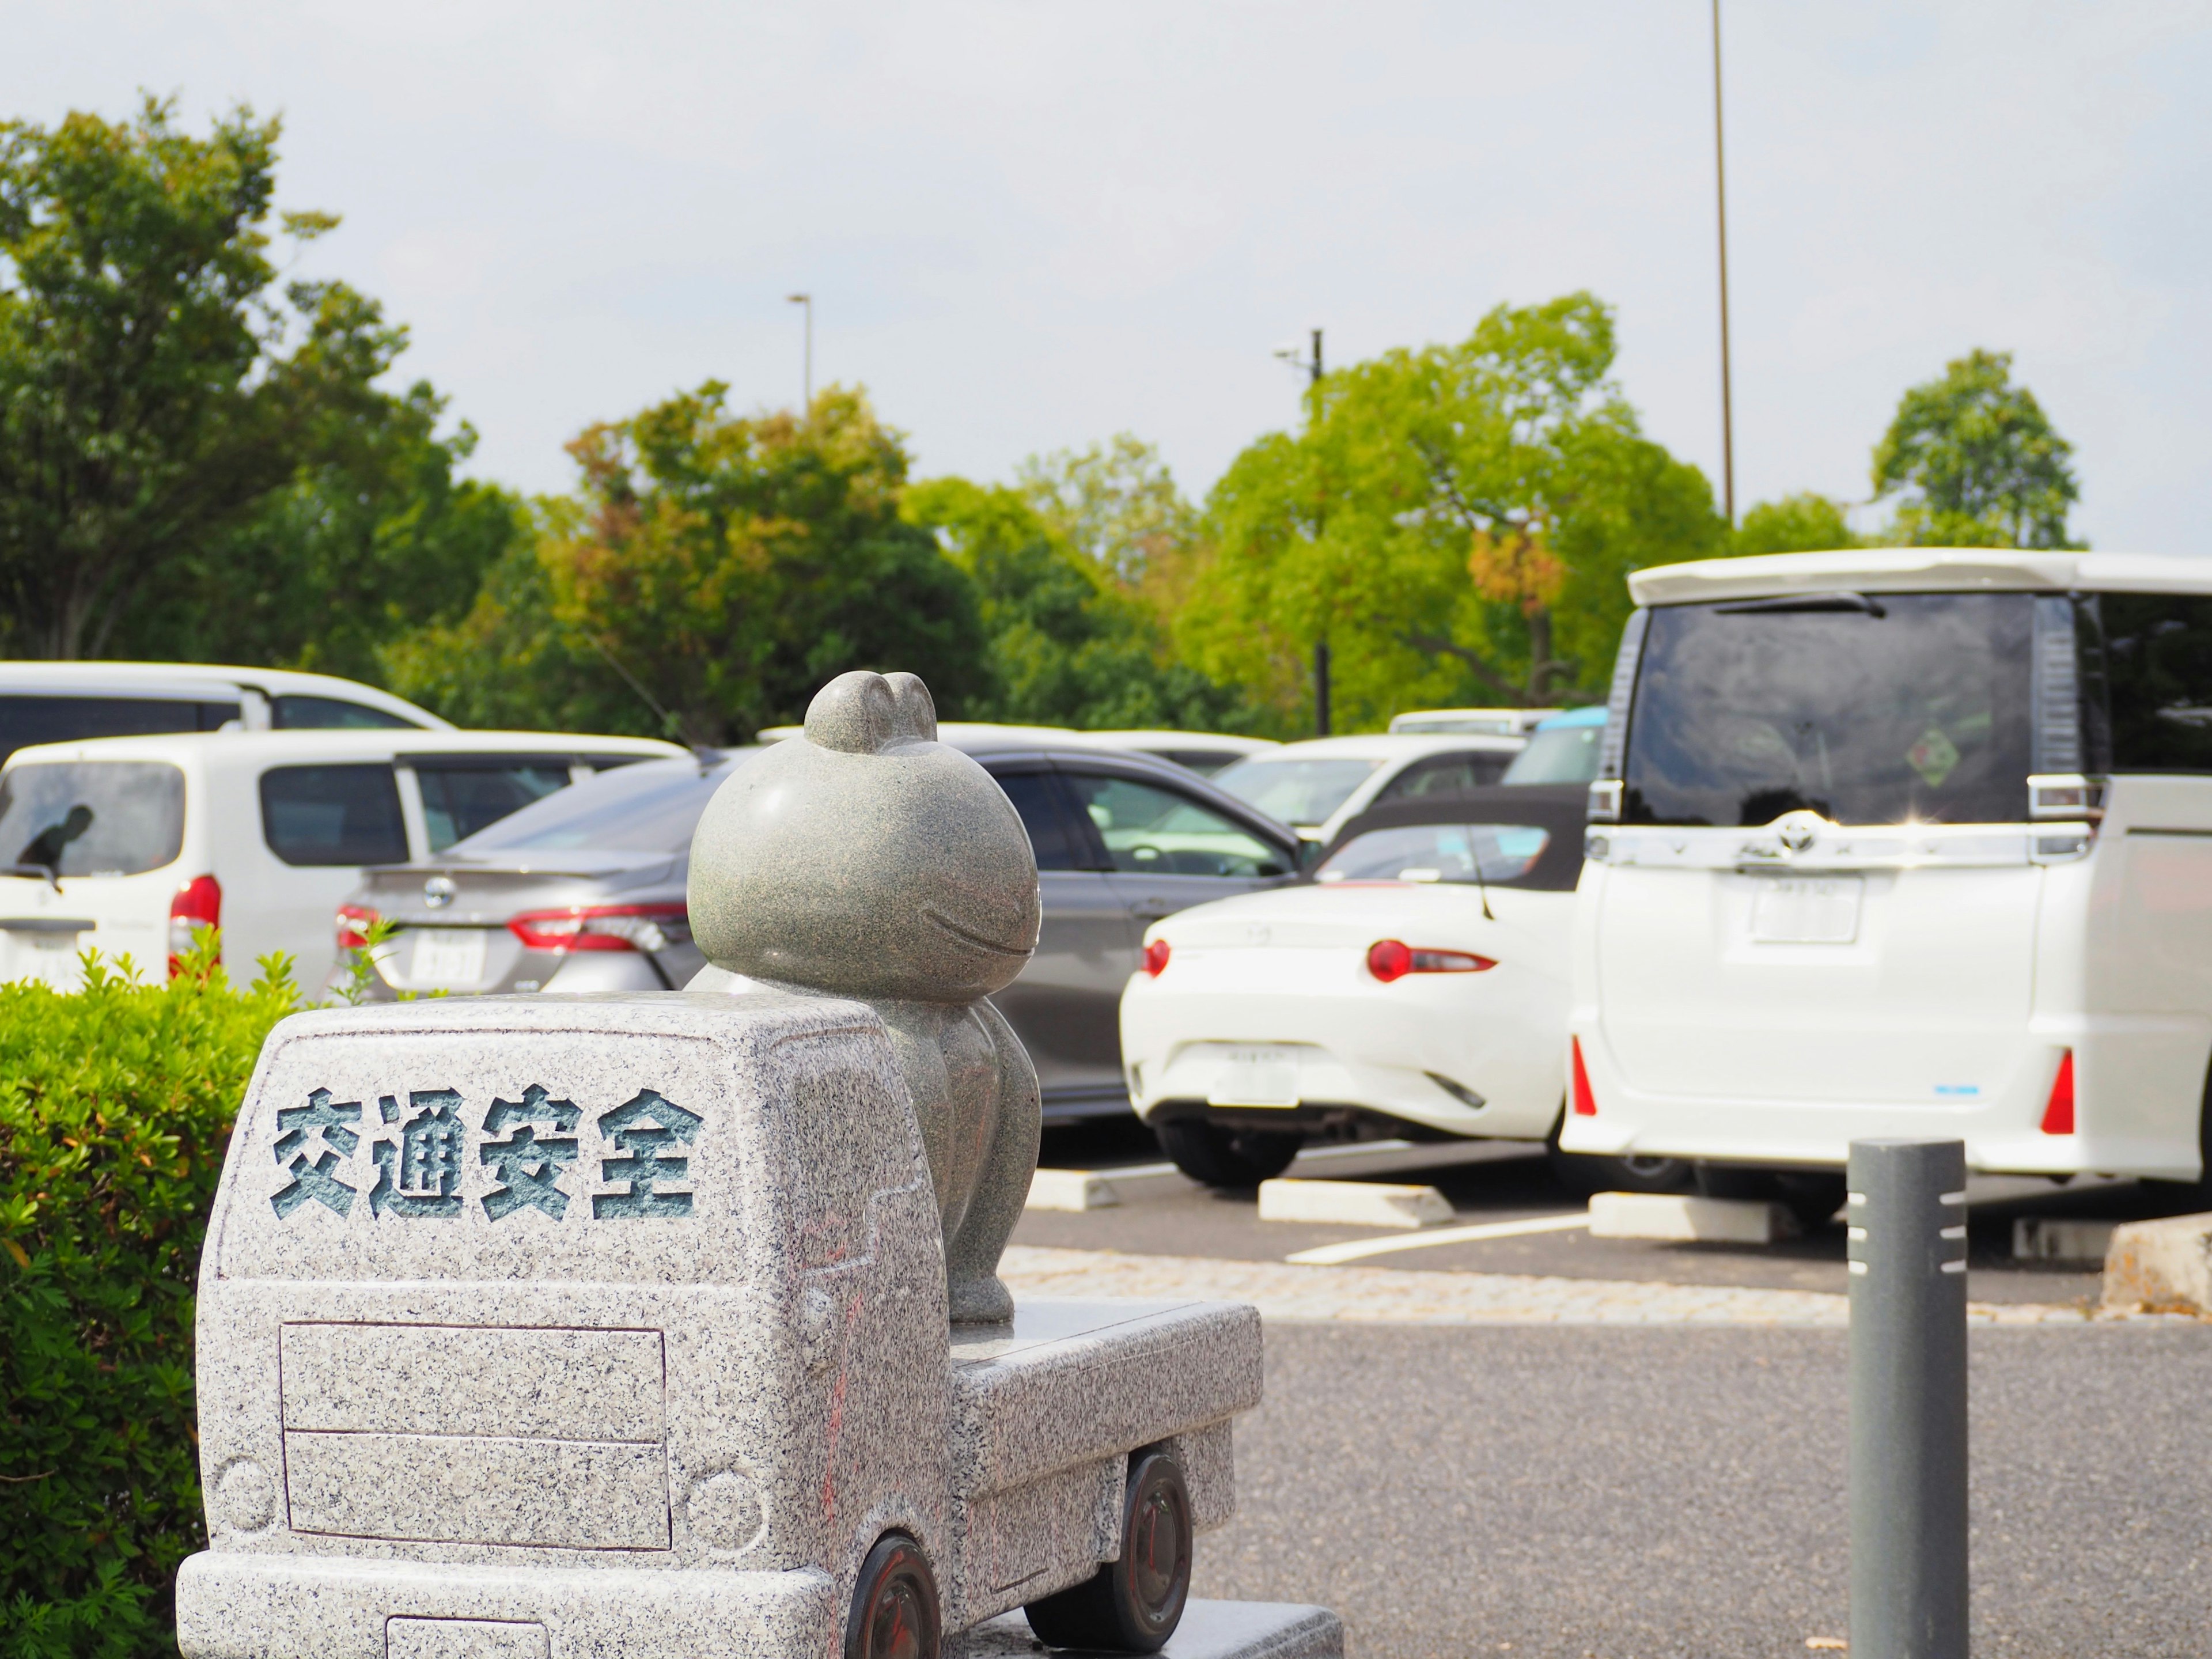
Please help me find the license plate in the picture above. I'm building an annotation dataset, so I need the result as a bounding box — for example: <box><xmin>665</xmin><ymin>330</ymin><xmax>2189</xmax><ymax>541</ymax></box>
<box><xmin>409</xmin><ymin>928</ymin><xmax>487</xmax><ymax>985</ymax></box>
<box><xmin>1751</xmin><ymin>876</ymin><xmax>1863</xmax><ymax>944</ymax></box>
<box><xmin>1208</xmin><ymin>1045</ymin><xmax>1301</xmax><ymax>1108</ymax></box>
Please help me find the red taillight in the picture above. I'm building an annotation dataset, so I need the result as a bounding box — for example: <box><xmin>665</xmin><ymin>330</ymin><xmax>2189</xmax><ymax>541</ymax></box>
<box><xmin>1366</xmin><ymin>939</ymin><xmax>1496</xmax><ymax>983</ymax></box>
<box><xmin>508</xmin><ymin>904</ymin><xmax>690</xmax><ymax>953</ymax></box>
<box><xmin>1571</xmin><ymin>1036</ymin><xmax>1597</xmax><ymax>1116</ymax></box>
<box><xmin>2040</xmin><ymin>1050</ymin><xmax>2075</xmax><ymax>1135</ymax></box>
<box><xmin>335</xmin><ymin>903</ymin><xmax>381</xmax><ymax>952</ymax></box>
<box><xmin>168</xmin><ymin>874</ymin><xmax>222</xmax><ymax>976</ymax></box>
<box><xmin>1143</xmin><ymin>938</ymin><xmax>1171</xmax><ymax>978</ymax></box>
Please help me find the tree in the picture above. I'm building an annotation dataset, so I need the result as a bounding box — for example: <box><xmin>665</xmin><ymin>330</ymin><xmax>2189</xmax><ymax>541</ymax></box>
<box><xmin>1731</xmin><ymin>492</ymin><xmax>1859</xmax><ymax>556</ymax></box>
<box><xmin>1872</xmin><ymin>349</ymin><xmax>2080</xmax><ymax>548</ymax></box>
<box><xmin>1016</xmin><ymin>435</ymin><xmax>1200</xmax><ymax>593</ymax></box>
<box><xmin>386</xmin><ymin>385</ymin><xmax>990</xmax><ymax>743</ymax></box>
<box><xmin>1179</xmin><ymin>293</ymin><xmax>1724</xmax><ymax>731</ymax></box>
<box><xmin>0</xmin><ymin>97</ymin><xmax>449</xmax><ymax>660</ymax></box>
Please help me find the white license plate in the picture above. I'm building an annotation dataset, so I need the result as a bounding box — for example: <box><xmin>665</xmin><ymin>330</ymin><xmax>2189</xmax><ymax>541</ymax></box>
<box><xmin>1208</xmin><ymin>1045</ymin><xmax>1301</xmax><ymax>1108</ymax></box>
<box><xmin>409</xmin><ymin>928</ymin><xmax>487</xmax><ymax>985</ymax></box>
<box><xmin>1751</xmin><ymin>876</ymin><xmax>1863</xmax><ymax>944</ymax></box>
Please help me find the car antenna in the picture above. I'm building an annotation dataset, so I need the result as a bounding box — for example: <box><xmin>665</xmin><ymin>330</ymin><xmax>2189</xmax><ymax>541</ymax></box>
<box><xmin>1471</xmin><ymin>830</ymin><xmax>1495</xmax><ymax>922</ymax></box>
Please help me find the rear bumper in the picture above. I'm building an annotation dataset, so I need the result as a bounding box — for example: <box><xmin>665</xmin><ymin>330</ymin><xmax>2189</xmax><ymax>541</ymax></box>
<box><xmin>176</xmin><ymin>1552</ymin><xmax>835</xmax><ymax>1659</ymax></box>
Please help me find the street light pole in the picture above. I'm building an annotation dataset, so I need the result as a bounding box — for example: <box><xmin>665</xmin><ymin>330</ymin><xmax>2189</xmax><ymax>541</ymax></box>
<box><xmin>1282</xmin><ymin>329</ymin><xmax>1330</xmax><ymax>736</ymax></box>
<box><xmin>786</xmin><ymin>292</ymin><xmax>813</xmax><ymax>411</ymax></box>
<box><xmin>1711</xmin><ymin>0</ymin><xmax>1736</xmax><ymax>526</ymax></box>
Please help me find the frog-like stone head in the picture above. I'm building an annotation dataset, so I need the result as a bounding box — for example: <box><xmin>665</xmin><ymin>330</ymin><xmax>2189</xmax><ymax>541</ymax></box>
<box><xmin>688</xmin><ymin>671</ymin><xmax>1041</xmax><ymax>1003</ymax></box>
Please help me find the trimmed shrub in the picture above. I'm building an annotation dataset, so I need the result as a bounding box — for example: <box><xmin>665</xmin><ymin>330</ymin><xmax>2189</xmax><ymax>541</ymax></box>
<box><xmin>1</xmin><ymin>944</ymin><xmax>297</xmax><ymax>1659</ymax></box>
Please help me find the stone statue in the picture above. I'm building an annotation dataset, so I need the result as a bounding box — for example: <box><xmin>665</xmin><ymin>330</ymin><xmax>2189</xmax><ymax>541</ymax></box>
<box><xmin>687</xmin><ymin>669</ymin><xmax>1043</xmax><ymax>1323</ymax></box>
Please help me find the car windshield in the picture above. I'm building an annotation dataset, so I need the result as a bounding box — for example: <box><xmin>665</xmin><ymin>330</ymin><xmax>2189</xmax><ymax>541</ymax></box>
<box><xmin>1502</xmin><ymin>724</ymin><xmax>1602</xmax><ymax>785</ymax></box>
<box><xmin>1315</xmin><ymin>823</ymin><xmax>1551</xmax><ymax>885</ymax></box>
<box><xmin>1213</xmin><ymin>757</ymin><xmax>1382</xmax><ymax>825</ymax></box>
<box><xmin>452</xmin><ymin>758</ymin><xmax>740</xmax><ymax>854</ymax></box>
<box><xmin>0</xmin><ymin>761</ymin><xmax>185</xmax><ymax>877</ymax></box>
<box><xmin>1624</xmin><ymin>592</ymin><xmax>2034</xmax><ymax>827</ymax></box>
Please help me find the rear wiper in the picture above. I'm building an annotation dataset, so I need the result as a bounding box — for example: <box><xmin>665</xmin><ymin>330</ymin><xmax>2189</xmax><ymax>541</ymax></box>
<box><xmin>1715</xmin><ymin>590</ymin><xmax>1887</xmax><ymax>618</ymax></box>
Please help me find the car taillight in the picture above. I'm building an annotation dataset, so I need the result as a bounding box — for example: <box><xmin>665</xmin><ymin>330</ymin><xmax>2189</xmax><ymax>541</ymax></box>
<box><xmin>1366</xmin><ymin>940</ymin><xmax>1496</xmax><ymax>983</ymax></box>
<box><xmin>169</xmin><ymin>874</ymin><xmax>222</xmax><ymax>975</ymax></box>
<box><xmin>1143</xmin><ymin>938</ymin><xmax>1171</xmax><ymax>978</ymax></box>
<box><xmin>335</xmin><ymin>903</ymin><xmax>381</xmax><ymax>952</ymax></box>
<box><xmin>1571</xmin><ymin>1035</ymin><xmax>1597</xmax><ymax>1116</ymax></box>
<box><xmin>508</xmin><ymin>904</ymin><xmax>690</xmax><ymax>953</ymax></box>
<box><xmin>2040</xmin><ymin>1050</ymin><xmax>2075</xmax><ymax>1135</ymax></box>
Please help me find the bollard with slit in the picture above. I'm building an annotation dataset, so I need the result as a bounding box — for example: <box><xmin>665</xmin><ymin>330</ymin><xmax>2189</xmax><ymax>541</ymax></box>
<box><xmin>1847</xmin><ymin>1138</ymin><xmax>1969</xmax><ymax>1659</ymax></box>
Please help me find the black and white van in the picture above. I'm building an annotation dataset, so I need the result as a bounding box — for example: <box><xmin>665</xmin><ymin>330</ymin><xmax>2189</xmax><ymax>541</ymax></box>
<box><xmin>1562</xmin><ymin>549</ymin><xmax>2212</xmax><ymax>1188</ymax></box>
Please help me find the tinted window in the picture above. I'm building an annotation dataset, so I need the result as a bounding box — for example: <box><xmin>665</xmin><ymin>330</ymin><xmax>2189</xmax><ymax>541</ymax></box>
<box><xmin>1625</xmin><ymin>593</ymin><xmax>2033</xmax><ymax>827</ymax></box>
<box><xmin>456</xmin><ymin>760</ymin><xmax>735</xmax><ymax>854</ymax></box>
<box><xmin>260</xmin><ymin>764</ymin><xmax>408</xmax><ymax>865</ymax></box>
<box><xmin>2096</xmin><ymin>593</ymin><xmax>2212</xmax><ymax>773</ymax></box>
<box><xmin>0</xmin><ymin>695</ymin><xmax>237</xmax><ymax>764</ymax></box>
<box><xmin>0</xmin><ymin>762</ymin><xmax>184</xmax><ymax>876</ymax></box>
<box><xmin>1316</xmin><ymin>823</ymin><xmax>1551</xmax><ymax>886</ymax></box>
<box><xmin>1373</xmin><ymin>751</ymin><xmax>1511</xmax><ymax>804</ymax></box>
<box><xmin>270</xmin><ymin>695</ymin><xmax>419</xmax><ymax>730</ymax></box>
<box><xmin>1214</xmin><ymin>756</ymin><xmax>1382</xmax><ymax>826</ymax></box>
<box><xmin>1060</xmin><ymin>772</ymin><xmax>1290</xmax><ymax>877</ymax></box>
<box><xmin>1502</xmin><ymin>725</ymin><xmax>1603</xmax><ymax>785</ymax></box>
<box><xmin>993</xmin><ymin>771</ymin><xmax>1082</xmax><ymax>871</ymax></box>
<box><xmin>414</xmin><ymin>764</ymin><xmax>573</xmax><ymax>852</ymax></box>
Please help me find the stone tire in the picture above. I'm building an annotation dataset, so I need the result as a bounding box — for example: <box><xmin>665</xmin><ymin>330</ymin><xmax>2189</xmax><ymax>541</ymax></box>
<box><xmin>1025</xmin><ymin>1451</ymin><xmax>1193</xmax><ymax>1653</ymax></box>
<box><xmin>1154</xmin><ymin>1119</ymin><xmax>1302</xmax><ymax>1189</ymax></box>
<box><xmin>847</xmin><ymin>1532</ymin><xmax>941</xmax><ymax>1659</ymax></box>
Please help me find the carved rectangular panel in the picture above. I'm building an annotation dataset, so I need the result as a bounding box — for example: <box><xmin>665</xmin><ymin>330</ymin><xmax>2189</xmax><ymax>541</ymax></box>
<box><xmin>286</xmin><ymin>1431</ymin><xmax>669</xmax><ymax>1548</ymax></box>
<box><xmin>387</xmin><ymin>1618</ymin><xmax>551</xmax><ymax>1659</ymax></box>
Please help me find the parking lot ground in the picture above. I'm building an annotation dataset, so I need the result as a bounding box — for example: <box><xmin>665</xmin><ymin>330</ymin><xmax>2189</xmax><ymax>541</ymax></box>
<box><xmin>1191</xmin><ymin>1321</ymin><xmax>2212</xmax><ymax>1659</ymax></box>
<box><xmin>1022</xmin><ymin>1122</ymin><xmax>2212</xmax><ymax>1305</ymax></box>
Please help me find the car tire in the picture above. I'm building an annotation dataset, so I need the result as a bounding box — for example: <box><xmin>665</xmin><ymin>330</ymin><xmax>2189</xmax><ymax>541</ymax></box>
<box><xmin>1025</xmin><ymin>1450</ymin><xmax>1193</xmax><ymax>1653</ymax></box>
<box><xmin>1547</xmin><ymin>1145</ymin><xmax>1692</xmax><ymax>1195</ymax></box>
<box><xmin>846</xmin><ymin>1532</ymin><xmax>941</xmax><ymax>1659</ymax></box>
<box><xmin>1694</xmin><ymin>1163</ymin><xmax>1847</xmax><ymax>1228</ymax></box>
<box><xmin>1154</xmin><ymin>1119</ymin><xmax>1302</xmax><ymax>1188</ymax></box>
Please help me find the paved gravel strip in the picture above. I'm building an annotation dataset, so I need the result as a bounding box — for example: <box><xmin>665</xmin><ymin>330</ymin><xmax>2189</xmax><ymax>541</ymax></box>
<box><xmin>999</xmin><ymin>1244</ymin><xmax>2109</xmax><ymax>1325</ymax></box>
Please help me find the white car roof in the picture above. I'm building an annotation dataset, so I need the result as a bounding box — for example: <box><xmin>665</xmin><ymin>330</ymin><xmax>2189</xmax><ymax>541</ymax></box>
<box><xmin>0</xmin><ymin>660</ymin><xmax>453</xmax><ymax>727</ymax></box>
<box><xmin>1387</xmin><ymin>707</ymin><xmax>1555</xmax><ymax>736</ymax></box>
<box><xmin>753</xmin><ymin>721</ymin><xmax>1279</xmax><ymax>757</ymax></box>
<box><xmin>1062</xmin><ymin>730</ymin><xmax>1279</xmax><ymax>755</ymax></box>
<box><xmin>1</xmin><ymin>729</ymin><xmax>685</xmax><ymax>771</ymax></box>
<box><xmin>1229</xmin><ymin>732</ymin><xmax>1524</xmax><ymax>760</ymax></box>
<box><xmin>1628</xmin><ymin>548</ymin><xmax>2212</xmax><ymax>607</ymax></box>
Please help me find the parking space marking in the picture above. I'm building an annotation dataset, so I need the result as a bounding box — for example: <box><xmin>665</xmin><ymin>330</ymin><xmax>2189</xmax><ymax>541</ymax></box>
<box><xmin>1285</xmin><ymin>1211</ymin><xmax>1592</xmax><ymax>1265</ymax></box>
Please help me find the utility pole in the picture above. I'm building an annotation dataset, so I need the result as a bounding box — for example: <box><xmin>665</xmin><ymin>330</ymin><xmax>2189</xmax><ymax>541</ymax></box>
<box><xmin>1278</xmin><ymin>329</ymin><xmax>1331</xmax><ymax>735</ymax></box>
<box><xmin>1711</xmin><ymin>0</ymin><xmax>1736</xmax><ymax>525</ymax></box>
<box><xmin>787</xmin><ymin>292</ymin><xmax>813</xmax><ymax>411</ymax></box>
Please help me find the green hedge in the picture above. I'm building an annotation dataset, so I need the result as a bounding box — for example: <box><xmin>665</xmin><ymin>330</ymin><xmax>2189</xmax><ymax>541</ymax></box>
<box><xmin>0</xmin><ymin>945</ymin><xmax>297</xmax><ymax>1659</ymax></box>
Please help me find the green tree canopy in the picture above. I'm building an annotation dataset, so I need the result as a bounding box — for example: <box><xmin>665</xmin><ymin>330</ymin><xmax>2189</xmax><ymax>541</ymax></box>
<box><xmin>1179</xmin><ymin>293</ymin><xmax>1724</xmax><ymax>731</ymax></box>
<box><xmin>1872</xmin><ymin>348</ymin><xmax>2080</xmax><ymax>548</ymax></box>
<box><xmin>0</xmin><ymin>96</ymin><xmax>487</xmax><ymax>661</ymax></box>
<box><xmin>386</xmin><ymin>385</ymin><xmax>989</xmax><ymax>743</ymax></box>
<box><xmin>1731</xmin><ymin>491</ymin><xmax>1860</xmax><ymax>556</ymax></box>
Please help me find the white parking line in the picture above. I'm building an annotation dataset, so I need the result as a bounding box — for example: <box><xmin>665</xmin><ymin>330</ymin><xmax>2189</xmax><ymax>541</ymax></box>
<box><xmin>1286</xmin><ymin>1211</ymin><xmax>1592</xmax><ymax>1265</ymax></box>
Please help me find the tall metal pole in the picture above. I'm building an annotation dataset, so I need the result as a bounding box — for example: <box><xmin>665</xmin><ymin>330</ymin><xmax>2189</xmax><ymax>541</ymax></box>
<box><xmin>1711</xmin><ymin>0</ymin><xmax>1736</xmax><ymax>525</ymax></box>
<box><xmin>1847</xmin><ymin>1138</ymin><xmax>1969</xmax><ymax>1659</ymax></box>
<box><xmin>787</xmin><ymin>292</ymin><xmax>813</xmax><ymax>411</ymax></box>
<box><xmin>1306</xmin><ymin>329</ymin><xmax>1331</xmax><ymax>737</ymax></box>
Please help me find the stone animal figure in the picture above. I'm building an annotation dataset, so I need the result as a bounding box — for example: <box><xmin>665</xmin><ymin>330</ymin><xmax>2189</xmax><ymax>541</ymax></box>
<box><xmin>687</xmin><ymin>671</ymin><xmax>1043</xmax><ymax>1323</ymax></box>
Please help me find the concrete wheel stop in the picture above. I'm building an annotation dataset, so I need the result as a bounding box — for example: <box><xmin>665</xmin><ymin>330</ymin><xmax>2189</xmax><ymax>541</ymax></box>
<box><xmin>173</xmin><ymin>672</ymin><xmax>1341</xmax><ymax>1659</ymax></box>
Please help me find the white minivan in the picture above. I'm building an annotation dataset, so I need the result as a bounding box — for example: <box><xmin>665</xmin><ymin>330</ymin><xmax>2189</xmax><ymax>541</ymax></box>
<box><xmin>1562</xmin><ymin>548</ymin><xmax>2212</xmax><ymax>1193</ymax></box>
<box><xmin>0</xmin><ymin>729</ymin><xmax>683</xmax><ymax>993</ymax></box>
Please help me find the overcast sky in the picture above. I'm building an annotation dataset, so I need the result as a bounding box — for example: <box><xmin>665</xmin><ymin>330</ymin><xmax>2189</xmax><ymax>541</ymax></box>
<box><xmin>9</xmin><ymin>1</ymin><xmax>2211</xmax><ymax>551</ymax></box>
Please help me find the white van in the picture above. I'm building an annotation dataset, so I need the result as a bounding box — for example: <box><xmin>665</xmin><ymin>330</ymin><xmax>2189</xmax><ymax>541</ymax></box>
<box><xmin>0</xmin><ymin>662</ymin><xmax>450</xmax><ymax>764</ymax></box>
<box><xmin>1562</xmin><ymin>548</ymin><xmax>2212</xmax><ymax>1190</ymax></box>
<box><xmin>0</xmin><ymin>729</ymin><xmax>684</xmax><ymax>993</ymax></box>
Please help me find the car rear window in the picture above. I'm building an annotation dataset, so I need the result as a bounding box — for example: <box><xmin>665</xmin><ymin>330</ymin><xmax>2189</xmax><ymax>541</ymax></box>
<box><xmin>0</xmin><ymin>695</ymin><xmax>238</xmax><ymax>764</ymax></box>
<box><xmin>260</xmin><ymin>764</ymin><xmax>409</xmax><ymax>865</ymax></box>
<box><xmin>1315</xmin><ymin>823</ymin><xmax>1551</xmax><ymax>886</ymax></box>
<box><xmin>0</xmin><ymin>761</ymin><xmax>186</xmax><ymax>877</ymax></box>
<box><xmin>1502</xmin><ymin>724</ymin><xmax>1603</xmax><ymax>785</ymax></box>
<box><xmin>1214</xmin><ymin>756</ymin><xmax>1382</xmax><ymax>826</ymax></box>
<box><xmin>456</xmin><ymin>760</ymin><xmax>733</xmax><ymax>854</ymax></box>
<box><xmin>413</xmin><ymin>763</ymin><xmax>574</xmax><ymax>852</ymax></box>
<box><xmin>1624</xmin><ymin>593</ymin><xmax>2033</xmax><ymax>827</ymax></box>
<box><xmin>270</xmin><ymin>695</ymin><xmax>419</xmax><ymax>730</ymax></box>
<box><xmin>1372</xmin><ymin>751</ymin><xmax>1512</xmax><ymax>804</ymax></box>
<box><xmin>2096</xmin><ymin>593</ymin><xmax>2212</xmax><ymax>773</ymax></box>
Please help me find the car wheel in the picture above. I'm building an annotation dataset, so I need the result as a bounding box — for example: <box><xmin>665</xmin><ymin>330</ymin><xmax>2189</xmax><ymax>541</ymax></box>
<box><xmin>1026</xmin><ymin>1451</ymin><xmax>1193</xmax><ymax>1653</ymax></box>
<box><xmin>1694</xmin><ymin>1163</ymin><xmax>1847</xmax><ymax>1228</ymax></box>
<box><xmin>846</xmin><ymin>1532</ymin><xmax>940</xmax><ymax>1659</ymax></box>
<box><xmin>1155</xmin><ymin>1119</ymin><xmax>1302</xmax><ymax>1188</ymax></box>
<box><xmin>1547</xmin><ymin>1145</ymin><xmax>1691</xmax><ymax>1195</ymax></box>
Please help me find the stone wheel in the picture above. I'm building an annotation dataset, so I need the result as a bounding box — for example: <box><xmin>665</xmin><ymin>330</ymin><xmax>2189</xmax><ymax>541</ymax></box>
<box><xmin>1025</xmin><ymin>1450</ymin><xmax>1193</xmax><ymax>1653</ymax></box>
<box><xmin>847</xmin><ymin>1532</ymin><xmax>941</xmax><ymax>1659</ymax></box>
<box><xmin>1156</xmin><ymin>1119</ymin><xmax>1301</xmax><ymax>1188</ymax></box>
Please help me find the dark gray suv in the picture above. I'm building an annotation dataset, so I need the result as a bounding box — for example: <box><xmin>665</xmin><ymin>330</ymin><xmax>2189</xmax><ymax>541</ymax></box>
<box><xmin>334</xmin><ymin>734</ymin><xmax>1302</xmax><ymax>1122</ymax></box>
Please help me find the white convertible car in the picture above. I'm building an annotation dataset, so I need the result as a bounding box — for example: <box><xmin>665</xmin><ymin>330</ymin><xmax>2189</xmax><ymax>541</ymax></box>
<box><xmin>1120</xmin><ymin>786</ymin><xmax>1688</xmax><ymax>1192</ymax></box>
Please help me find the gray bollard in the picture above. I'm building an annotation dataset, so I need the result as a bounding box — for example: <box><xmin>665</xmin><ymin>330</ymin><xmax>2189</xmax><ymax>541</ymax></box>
<box><xmin>1847</xmin><ymin>1138</ymin><xmax>1969</xmax><ymax>1659</ymax></box>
